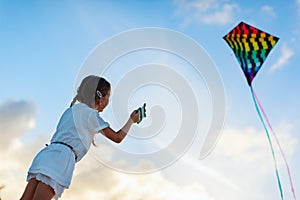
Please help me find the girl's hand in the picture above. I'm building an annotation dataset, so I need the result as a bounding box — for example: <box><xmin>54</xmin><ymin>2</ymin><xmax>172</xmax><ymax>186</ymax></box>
<box><xmin>130</xmin><ymin>110</ymin><xmax>140</xmax><ymax>123</ymax></box>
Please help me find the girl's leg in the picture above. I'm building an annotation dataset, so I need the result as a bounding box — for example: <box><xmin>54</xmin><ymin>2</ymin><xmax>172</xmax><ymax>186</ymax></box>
<box><xmin>20</xmin><ymin>178</ymin><xmax>39</xmax><ymax>200</ymax></box>
<box><xmin>33</xmin><ymin>181</ymin><xmax>55</xmax><ymax>200</ymax></box>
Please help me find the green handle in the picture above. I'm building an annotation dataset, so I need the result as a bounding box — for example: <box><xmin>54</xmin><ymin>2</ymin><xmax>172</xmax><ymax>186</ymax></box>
<box><xmin>137</xmin><ymin>103</ymin><xmax>146</xmax><ymax>124</ymax></box>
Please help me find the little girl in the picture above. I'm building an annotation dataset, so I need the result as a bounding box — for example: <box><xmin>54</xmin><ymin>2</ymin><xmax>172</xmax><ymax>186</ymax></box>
<box><xmin>20</xmin><ymin>75</ymin><xmax>141</xmax><ymax>200</ymax></box>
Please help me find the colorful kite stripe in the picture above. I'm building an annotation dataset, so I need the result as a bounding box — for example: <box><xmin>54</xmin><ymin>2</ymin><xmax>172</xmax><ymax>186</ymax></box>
<box><xmin>223</xmin><ymin>22</ymin><xmax>279</xmax><ymax>85</ymax></box>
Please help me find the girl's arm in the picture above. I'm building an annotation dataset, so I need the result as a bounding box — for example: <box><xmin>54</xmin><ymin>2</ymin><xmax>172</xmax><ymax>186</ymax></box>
<box><xmin>100</xmin><ymin>110</ymin><xmax>140</xmax><ymax>143</ymax></box>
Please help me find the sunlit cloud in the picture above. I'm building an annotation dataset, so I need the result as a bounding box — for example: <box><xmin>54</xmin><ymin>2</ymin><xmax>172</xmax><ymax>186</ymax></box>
<box><xmin>0</xmin><ymin>100</ymin><xmax>39</xmax><ymax>199</ymax></box>
<box><xmin>0</xmin><ymin>100</ymin><xmax>37</xmax><ymax>149</ymax></box>
<box><xmin>205</xmin><ymin>125</ymin><xmax>298</xmax><ymax>199</ymax></box>
<box><xmin>64</xmin><ymin>155</ymin><xmax>214</xmax><ymax>200</ymax></box>
<box><xmin>66</xmin><ymin>124</ymin><xmax>298</xmax><ymax>200</ymax></box>
<box><xmin>173</xmin><ymin>0</ymin><xmax>239</xmax><ymax>27</ymax></box>
<box><xmin>1</xmin><ymin>99</ymin><xmax>298</xmax><ymax>200</ymax></box>
<box><xmin>213</xmin><ymin>126</ymin><xmax>297</xmax><ymax>168</ymax></box>
<box><xmin>269</xmin><ymin>44</ymin><xmax>294</xmax><ymax>73</ymax></box>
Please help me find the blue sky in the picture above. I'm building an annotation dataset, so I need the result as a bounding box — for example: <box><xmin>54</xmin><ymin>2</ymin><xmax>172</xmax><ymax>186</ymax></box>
<box><xmin>1</xmin><ymin>1</ymin><xmax>300</xmax><ymax>199</ymax></box>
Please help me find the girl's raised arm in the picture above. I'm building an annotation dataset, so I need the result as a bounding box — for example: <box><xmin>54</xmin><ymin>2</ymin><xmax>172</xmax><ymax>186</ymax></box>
<box><xmin>99</xmin><ymin>110</ymin><xmax>140</xmax><ymax>143</ymax></box>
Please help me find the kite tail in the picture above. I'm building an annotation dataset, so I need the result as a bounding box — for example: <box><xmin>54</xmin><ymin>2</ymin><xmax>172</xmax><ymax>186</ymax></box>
<box><xmin>252</xmin><ymin>88</ymin><xmax>297</xmax><ymax>200</ymax></box>
<box><xmin>250</xmin><ymin>86</ymin><xmax>284</xmax><ymax>200</ymax></box>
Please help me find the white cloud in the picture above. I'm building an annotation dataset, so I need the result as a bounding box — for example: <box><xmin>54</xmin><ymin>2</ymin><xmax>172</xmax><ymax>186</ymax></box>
<box><xmin>173</xmin><ymin>0</ymin><xmax>239</xmax><ymax>26</ymax></box>
<box><xmin>0</xmin><ymin>100</ymin><xmax>39</xmax><ymax>199</ymax></box>
<box><xmin>204</xmin><ymin>126</ymin><xmax>298</xmax><ymax>199</ymax></box>
<box><xmin>0</xmin><ymin>100</ymin><xmax>37</xmax><ymax>149</ymax></box>
<box><xmin>0</xmin><ymin>98</ymin><xmax>213</xmax><ymax>200</ymax></box>
<box><xmin>261</xmin><ymin>5</ymin><xmax>276</xmax><ymax>17</ymax></box>
<box><xmin>269</xmin><ymin>44</ymin><xmax>294</xmax><ymax>73</ymax></box>
<box><xmin>202</xmin><ymin>4</ymin><xmax>238</xmax><ymax>25</ymax></box>
<box><xmin>212</xmin><ymin>126</ymin><xmax>297</xmax><ymax>167</ymax></box>
<box><xmin>64</xmin><ymin>155</ymin><xmax>215</xmax><ymax>200</ymax></box>
<box><xmin>65</xmin><ymin>124</ymin><xmax>298</xmax><ymax>200</ymax></box>
<box><xmin>0</xmin><ymin>98</ymin><xmax>298</xmax><ymax>200</ymax></box>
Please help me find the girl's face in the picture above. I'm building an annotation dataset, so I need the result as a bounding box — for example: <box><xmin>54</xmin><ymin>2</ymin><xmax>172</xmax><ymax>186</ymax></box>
<box><xmin>96</xmin><ymin>88</ymin><xmax>111</xmax><ymax>112</ymax></box>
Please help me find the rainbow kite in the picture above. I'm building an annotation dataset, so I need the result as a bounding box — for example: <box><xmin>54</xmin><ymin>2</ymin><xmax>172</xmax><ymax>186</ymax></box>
<box><xmin>223</xmin><ymin>21</ymin><xmax>296</xmax><ymax>200</ymax></box>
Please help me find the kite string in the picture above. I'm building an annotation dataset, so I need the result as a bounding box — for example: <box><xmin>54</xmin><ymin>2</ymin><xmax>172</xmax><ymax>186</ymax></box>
<box><xmin>252</xmin><ymin>88</ymin><xmax>296</xmax><ymax>200</ymax></box>
<box><xmin>250</xmin><ymin>86</ymin><xmax>284</xmax><ymax>200</ymax></box>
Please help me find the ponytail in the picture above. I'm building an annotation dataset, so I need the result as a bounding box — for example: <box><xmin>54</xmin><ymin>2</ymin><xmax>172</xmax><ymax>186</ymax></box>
<box><xmin>70</xmin><ymin>94</ymin><xmax>78</xmax><ymax>107</ymax></box>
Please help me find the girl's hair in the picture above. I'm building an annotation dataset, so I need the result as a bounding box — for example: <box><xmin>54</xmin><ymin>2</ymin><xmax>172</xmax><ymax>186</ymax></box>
<box><xmin>70</xmin><ymin>75</ymin><xmax>110</xmax><ymax>108</ymax></box>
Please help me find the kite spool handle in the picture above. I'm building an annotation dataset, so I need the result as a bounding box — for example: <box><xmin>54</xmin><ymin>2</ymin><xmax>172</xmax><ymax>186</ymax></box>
<box><xmin>136</xmin><ymin>103</ymin><xmax>146</xmax><ymax>124</ymax></box>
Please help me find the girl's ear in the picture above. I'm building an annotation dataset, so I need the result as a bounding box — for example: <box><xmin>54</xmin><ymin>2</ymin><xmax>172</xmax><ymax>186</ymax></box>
<box><xmin>98</xmin><ymin>98</ymin><xmax>106</xmax><ymax>107</ymax></box>
<box><xmin>94</xmin><ymin>98</ymin><xmax>101</xmax><ymax>108</ymax></box>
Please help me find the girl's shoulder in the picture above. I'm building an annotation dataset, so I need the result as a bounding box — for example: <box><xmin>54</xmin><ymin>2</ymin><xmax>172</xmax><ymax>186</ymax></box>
<box><xmin>72</xmin><ymin>102</ymin><xmax>92</xmax><ymax>109</ymax></box>
<box><xmin>71</xmin><ymin>102</ymin><xmax>97</xmax><ymax>115</ymax></box>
